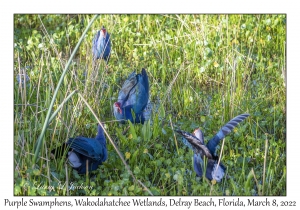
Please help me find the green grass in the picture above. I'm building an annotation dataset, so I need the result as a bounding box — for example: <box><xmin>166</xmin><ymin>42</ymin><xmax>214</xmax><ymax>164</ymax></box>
<box><xmin>14</xmin><ymin>14</ymin><xmax>286</xmax><ymax>196</ymax></box>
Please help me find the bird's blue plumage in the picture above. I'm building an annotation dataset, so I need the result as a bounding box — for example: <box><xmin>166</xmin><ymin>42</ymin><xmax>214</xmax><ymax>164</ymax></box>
<box><xmin>67</xmin><ymin>137</ymin><xmax>105</xmax><ymax>161</ymax></box>
<box><xmin>206</xmin><ymin>113</ymin><xmax>250</xmax><ymax>156</ymax></box>
<box><xmin>193</xmin><ymin>153</ymin><xmax>226</xmax><ymax>181</ymax></box>
<box><xmin>16</xmin><ymin>73</ymin><xmax>30</xmax><ymax>85</ymax></box>
<box><xmin>193</xmin><ymin>153</ymin><xmax>204</xmax><ymax>177</ymax></box>
<box><xmin>113</xmin><ymin>68</ymin><xmax>150</xmax><ymax>124</ymax></box>
<box><xmin>53</xmin><ymin>124</ymin><xmax>107</xmax><ymax>174</ymax></box>
<box><xmin>176</xmin><ymin>113</ymin><xmax>249</xmax><ymax>182</ymax></box>
<box><xmin>205</xmin><ymin>159</ymin><xmax>226</xmax><ymax>181</ymax></box>
<box><xmin>16</xmin><ymin>67</ymin><xmax>30</xmax><ymax>86</ymax></box>
<box><xmin>92</xmin><ymin>26</ymin><xmax>111</xmax><ymax>63</ymax></box>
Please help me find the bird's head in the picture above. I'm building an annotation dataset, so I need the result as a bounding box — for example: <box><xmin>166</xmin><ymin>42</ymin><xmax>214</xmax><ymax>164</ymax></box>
<box><xmin>114</xmin><ymin>102</ymin><xmax>122</xmax><ymax>114</ymax></box>
<box><xmin>192</xmin><ymin>128</ymin><xmax>204</xmax><ymax>145</ymax></box>
<box><xmin>101</xmin><ymin>26</ymin><xmax>107</xmax><ymax>37</ymax></box>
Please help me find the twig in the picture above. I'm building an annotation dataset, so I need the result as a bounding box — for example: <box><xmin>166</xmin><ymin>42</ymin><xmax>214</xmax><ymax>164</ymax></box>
<box><xmin>122</xmin><ymin>125</ymin><xmax>130</xmax><ymax>135</ymax></box>
<box><xmin>169</xmin><ymin>116</ymin><xmax>179</xmax><ymax>155</ymax></box>
<box><xmin>137</xmin><ymin>180</ymin><xmax>152</xmax><ymax>193</ymax></box>
<box><xmin>262</xmin><ymin>135</ymin><xmax>268</xmax><ymax>195</ymax></box>
<box><xmin>251</xmin><ymin>168</ymin><xmax>261</xmax><ymax>196</ymax></box>
<box><xmin>65</xmin><ymin>162</ymin><xmax>69</xmax><ymax>196</ymax></box>
<box><xmin>102</xmin><ymin>119</ymin><xmax>126</xmax><ymax>123</ymax></box>
<box><xmin>162</xmin><ymin>65</ymin><xmax>184</xmax><ymax>105</ymax></box>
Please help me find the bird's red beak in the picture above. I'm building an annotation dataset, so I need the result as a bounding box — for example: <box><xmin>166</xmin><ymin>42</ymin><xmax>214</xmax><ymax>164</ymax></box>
<box><xmin>101</xmin><ymin>28</ymin><xmax>106</xmax><ymax>37</ymax></box>
<box><xmin>114</xmin><ymin>102</ymin><xmax>122</xmax><ymax>114</ymax></box>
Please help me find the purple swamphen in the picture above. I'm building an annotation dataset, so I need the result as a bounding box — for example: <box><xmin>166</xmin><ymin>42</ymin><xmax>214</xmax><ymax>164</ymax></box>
<box><xmin>113</xmin><ymin>68</ymin><xmax>150</xmax><ymax>124</ymax></box>
<box><xmin>16</xmin><ymin>67</ymin><xmax>30</xmax><ymax>86</ymax></box>
<box><xmin>52</xmin><ymin>124</ymin><xmax>107</xmax><ymax>174</ymax></box>
<box><xmin>175</xmin><ymin>113</ymin><xmax>250</xmax><ymax>182</ymax></box>
<box><xmin>92</xmin><ymin>26</ymin><xmax>111</xmax><ymax>64</ymax></box>
<box><xmin>16</xmin><ymin>73</ymin><xmax>30</xmax><ymax>85</ymax></box>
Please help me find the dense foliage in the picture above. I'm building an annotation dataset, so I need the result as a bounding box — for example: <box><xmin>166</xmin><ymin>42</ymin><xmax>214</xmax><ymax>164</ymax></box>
<box><xmin>14</xmin><ymin>14</ymin><xmax>286</xmax><ymax>196</ymax></box>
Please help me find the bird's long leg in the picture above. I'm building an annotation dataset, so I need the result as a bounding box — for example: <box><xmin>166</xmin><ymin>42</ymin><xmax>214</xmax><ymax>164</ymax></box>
<box><xmin>86</xmin><ymin>159</ymin><xmax>89</xmax><ymax>177</ymax></box>
<box><xmin>65</xmin><ymin>162</ymin><xmax>69</xmax><ymax>196</ymax></box>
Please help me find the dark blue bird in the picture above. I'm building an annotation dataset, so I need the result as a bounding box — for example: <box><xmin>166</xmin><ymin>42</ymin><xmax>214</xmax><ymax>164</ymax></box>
<box><xmin>16</xmin><ymin>73</ymin><xmax>30</xmax><ymax>85</ymax></box>
<box><xmin>113</xmin><ymin>68</ymin><xmax>150</xmax><ymax>124</ymax></box>
<box><xmin>16</xmin><ymin>67</ymin><xmax>30</xmax><ymax>86</ymax></box>
<box><xmin>176</xmin><ymin>113</ymin><xmax>250</xmax><ymax>182</ymax></box>
<box><xmin>52</xmin><ymin>124</ymin><xmax>107</xmax><ymax>174</ymax></box>
<box><xmin>92</xmin><ymin>26</ymin><xmax>111</xmax><ymax>64</ymax></box>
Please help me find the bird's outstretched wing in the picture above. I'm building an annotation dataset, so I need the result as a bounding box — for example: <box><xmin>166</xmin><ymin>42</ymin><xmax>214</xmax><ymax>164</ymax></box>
<box><xmin>175</xmin><ymin>129</ymin><xmax>212</xmax><ymax>159</ymax></box>
<box><xmin>206</xmin><ymin>113</ymin><xmax>250</xmax><ymax>155</ymax></box>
